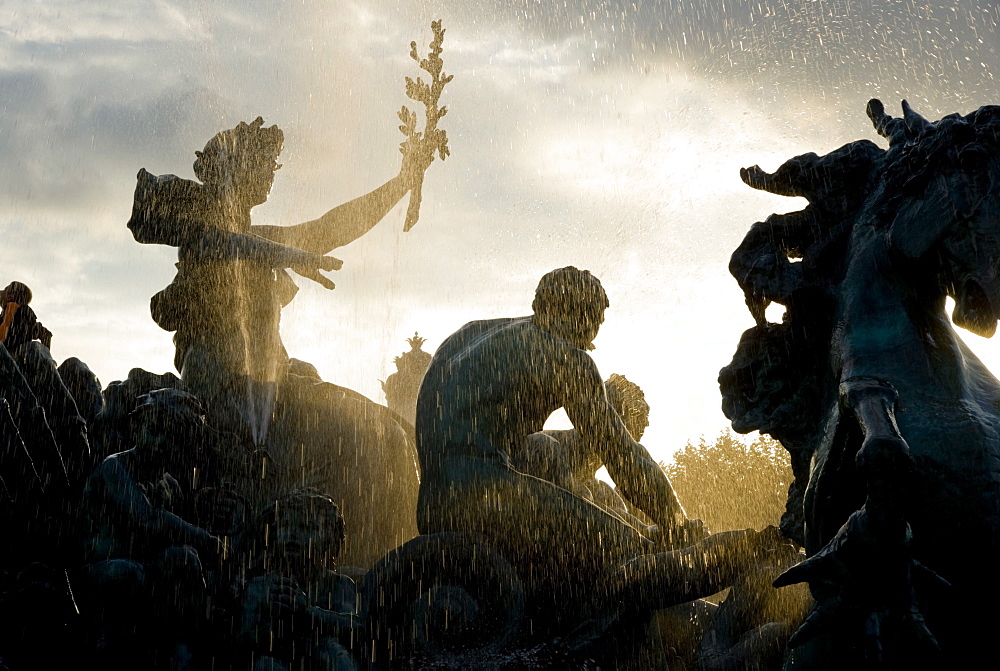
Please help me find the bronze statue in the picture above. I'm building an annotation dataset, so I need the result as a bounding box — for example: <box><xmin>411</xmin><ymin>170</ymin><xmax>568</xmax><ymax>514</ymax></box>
<box><xmin>514</xmin><ymin>373</ymin><xmax>651</xmax><ymax>528</ymax></box>
<box><xmin>82</xmin><ymin>389</ymin><xmax>224</xmax><ymax>570</ymax></box>
<box><xmin>357</xmin><ymin>267</ymin><xmax>795</xmax><ymax>666</ymax></box>
<box><xmin>80</xmin><ymin>389</ymin><xmax>225</xmax><ymax>667</ymax></box>
<box><xmin>127</xmin><ymin>120</ymin><xmax>432</xmax><ymax>444</ymax></box>
<box><xmin>0</xmin><ymin>281</ymin><xmax>52</xmax><ymax>351</ymax></box>
<box><xmin>722</xmin><ymin>99</ymin><xmax>1000</xmax><ymax>669</ymax></box>
<box><xmin>0</xmin><ymin>280</ymin><xmax>89</xmax><ymax>494</ymax></box>
<box><xmin>237</xmin><ymin>489</ymin><xmax>359</xmax><ymax>671</ymax></box>
<box><xmin>381</xmin><ymin>332</ymin><xmax>432</xmax><ymax>429</ymax></box>
<box><xmin>415</xmin><ymin>267</ymin><xmax>776</xmax><ymax>616</ymax></box>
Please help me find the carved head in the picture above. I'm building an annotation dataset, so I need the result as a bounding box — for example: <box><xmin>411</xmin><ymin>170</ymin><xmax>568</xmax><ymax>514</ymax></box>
<box><xmin>129</xmin><ymin>388</ymin><xmax>207</xmax><ymax>457</ymax></box>
<box><xmin>532</xmin><ymin>266</ymin><xmax>609</xmax><ymax>350</ymax></box>
<box><xmin>259</xmin><ymin>488</ymin><xmax>346</xmax><ymax>570</ymax></box>
<box><xmin>0</xmin><ymin>281</ymin><xmax>32</xmax><ymax>306</ymax></box>
<box><xmin>605</xmin><ymin>374</ymin><xmax>650</xmax><ymax>440</ymax></box>
<box><xmin>876</xmin><ymin>102</ymin><xmax>1000</xmax><ymax>336</ymax></box>
<box><xmin>193</xmin><ymin>117</ymin><xmax>283</xmax><ymax>207</ymax></box>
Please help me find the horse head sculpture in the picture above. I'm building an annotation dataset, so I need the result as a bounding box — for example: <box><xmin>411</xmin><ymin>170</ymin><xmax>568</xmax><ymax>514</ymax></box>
<box><xmin>721</xmin><ymin>99</ymin><xmax>1000</xmax><ymax>670</ymax></box>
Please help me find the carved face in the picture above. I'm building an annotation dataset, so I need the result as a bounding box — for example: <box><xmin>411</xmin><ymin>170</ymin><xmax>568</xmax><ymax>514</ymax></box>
<box><xmin>617</xmin><ymin>397</ymin><xmax>650</xmax><ymax>441</ymax></box>
<box><xmin>272</xmin><ymin>506</ymin><xmax>342</xmax><ymax>569</ymax></box>
<box><xmin>574</xmin><ymin>305</ymin><xmax>606</xmax><ymax>350</ymax></box>
<box><xmin>131</xmin><ymin>390</ymin><xmax>207</xmax><ymax>462</ymax></box>
<box><xmin>232</xmin><ymin>151</ymin><xmax>280</xmax><ymax>207</ymax></box>
<box><xmin>195</xmin><ymin>118</ymin><xmax>283</xmax><ymax>208</ymax></box>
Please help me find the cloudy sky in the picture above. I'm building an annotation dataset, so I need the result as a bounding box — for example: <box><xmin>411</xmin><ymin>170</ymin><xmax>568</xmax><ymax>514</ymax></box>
<box><xmin>1</xmin><ymin>1</ymin><xmax>999</xmax><ymax>462</ymax></box>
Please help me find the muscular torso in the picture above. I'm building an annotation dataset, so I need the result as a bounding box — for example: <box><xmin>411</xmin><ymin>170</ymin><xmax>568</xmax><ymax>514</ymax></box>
<box><xmin>415</xmin><ymin>317</ymin><xmax>595</xmax><ymax>475</ymax></box>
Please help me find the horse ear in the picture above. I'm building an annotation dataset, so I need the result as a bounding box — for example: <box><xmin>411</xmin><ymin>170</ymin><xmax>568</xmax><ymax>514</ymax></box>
<box><xmin>887</xmin><ymin>175</ymin><xmax>954</xmax><ymax>260</ymax></box>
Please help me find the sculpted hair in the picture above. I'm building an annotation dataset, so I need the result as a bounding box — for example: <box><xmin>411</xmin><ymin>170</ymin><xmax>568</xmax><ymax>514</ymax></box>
<box><xmin>129</xmin><ymin>388</ymin><xmax>207</xmax><ymax>439</ymax></box>
<box><xmin>531</xmin><ymin>266</ymin><xmax>609</xmax><ymax>320</ymax></box>
<box><xmin>605</xmin><ymin>373</ymin><xmax>645</xmax><ymax>416</ymax></box>
<box><xmin>193</xmin><ymin>116</ymin><xmax>284</xmax><ymax>185</ymax></box>
<box><xmin>259</xmin><ymin>488</ymin><xmax>346</xmax><ymax>559</ymax></box>
<box><xmin>4</xmin><ymin>281</ymin><xmax>32</xmax><ymax>306</ymax></box>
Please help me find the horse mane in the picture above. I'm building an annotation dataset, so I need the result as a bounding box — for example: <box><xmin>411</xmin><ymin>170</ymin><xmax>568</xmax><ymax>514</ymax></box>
<box><xmin>874</xmin><ymin>105</ymin><xmax>1000</xmax><ymax>228</ymax></box>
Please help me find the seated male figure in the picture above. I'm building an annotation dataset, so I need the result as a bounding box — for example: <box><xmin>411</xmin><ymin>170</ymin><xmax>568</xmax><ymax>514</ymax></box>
<box><xmin>416</xmin><ymin>267</ymin><xmax>775</xmax><ymax>615</ymax></box>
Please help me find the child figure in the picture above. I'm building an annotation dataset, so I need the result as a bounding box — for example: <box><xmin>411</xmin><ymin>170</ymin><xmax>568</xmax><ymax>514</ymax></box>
<box><xmin>238</xmin><ymin>489</ymin><xmax>359</xmax><ymax>671</ymax></box>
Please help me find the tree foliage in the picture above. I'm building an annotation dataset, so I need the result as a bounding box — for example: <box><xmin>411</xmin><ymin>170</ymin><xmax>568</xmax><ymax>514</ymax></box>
<box><xmin>662</xmin><ymin>430</ymin><xmax>792</xmax><ymax>533</ymax></box>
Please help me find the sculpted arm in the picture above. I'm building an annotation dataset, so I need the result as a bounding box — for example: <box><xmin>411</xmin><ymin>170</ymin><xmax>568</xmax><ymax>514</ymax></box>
<box><xmin>560</xmin><ymin>352</ymin><xmax>687</xmax><ymax>533</ymax></box>
<box><xmin>94</xmin><ymin>456</ymin><xmax>220</xmax><ymax>554</ymax></box>
<box><xmin>191</xmin><ymin>228</ymin><xmax>344</xmax><ymax>276</ymax></box>
<box><xmin>127</xmin><ymin>171</ymin><xmax>342</xmax><ymax>286</ymax></box>
<box><xmin>252</xmin><ymin>174</ymin><xmax>411</xmax><ymax>254</ymax></box>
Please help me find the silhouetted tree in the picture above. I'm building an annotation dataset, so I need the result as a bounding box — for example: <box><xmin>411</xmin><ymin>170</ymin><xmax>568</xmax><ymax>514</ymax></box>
<box><xmin>662</xmin><ymin>431</ymin><xmax>791</xmax><ymax>533</ymax></box>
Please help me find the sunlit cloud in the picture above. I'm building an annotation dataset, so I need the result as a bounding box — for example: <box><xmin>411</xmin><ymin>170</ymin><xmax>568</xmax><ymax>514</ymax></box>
<box><xmin>2</xmin><ymin>0</ymin><xmax>999</xmax><ymax>463</ymax></box>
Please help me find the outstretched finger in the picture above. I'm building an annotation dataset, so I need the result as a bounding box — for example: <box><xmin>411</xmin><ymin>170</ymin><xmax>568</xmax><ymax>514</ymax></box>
<box><xmin>319</xmin><ymin>255</ymin><xmax>344</xmax><ymax>271</ymax></box>
<box><xmin>866</xmin><ymin>98</ymin><xmax>888</xmax><ymax>124</ymax></box>
<box><xmin>311</xmin><ymin>273</ymin><xmax>336</xmax><ymax>290</ymax></box>
<box><xmin>740</xmin><ymin>165</ymin><xmax>760</xmax><ymax>186</ymax></box>
<box><xmin>293</xmin><ymin>267</ymin><xmax>336</xmax><ymax>290</ymax></box>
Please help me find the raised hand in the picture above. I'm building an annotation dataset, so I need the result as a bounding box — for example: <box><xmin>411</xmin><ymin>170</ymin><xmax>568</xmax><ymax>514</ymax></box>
<box><xmin>193</xmin><ymin>484</ymin><xmax>247</xmax><ymax>535</ymax></box>
<box><xmin>400</xmin><ymin>137</ymin><xmax>435</xmax><ymax>190</ymax></box>
<box><xmin>144</xmin><ymin>472</ymin><xmax>184</xmax><ymax>511</ymax></box>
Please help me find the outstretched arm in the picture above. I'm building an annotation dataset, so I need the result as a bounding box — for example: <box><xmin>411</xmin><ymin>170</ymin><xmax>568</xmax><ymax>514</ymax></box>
<box><xmin>128</xmin><ymin>170</ymin><xmax>342</xmax><ymax>289</ymax></box>
<box><xmin>561</xmin><ymin>352</ymin><xmax>687</xmax><ymax>535</ymax></box>
<box><xmin>253</xmin><ymin>133</ymin><xmax>434</xmax><ymax>254</ymax></box>
<box><xmin>252</xmin><ymin>174</ymin><xmax>412</xmax><ymax>255</ymax></box>
<box><xmin>94</xmin><ymin>456</ymin><xmax>222</xmax><ymax>559</ymax></box>
<box><xmin>259</xmin><ymin>130</ymin><xmax>439</xmax><ymax>252</ymax></box>
<box><xmin>188</xmin><ymin>228</ymin><xmax>343</xmax><ymax>289</ymax></box>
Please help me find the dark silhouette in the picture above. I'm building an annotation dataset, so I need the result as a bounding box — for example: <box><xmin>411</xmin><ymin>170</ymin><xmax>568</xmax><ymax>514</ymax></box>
<box><xmin>514</xmin><ymin>373</ymin><xmax>652</xmax><ymax>528</ymax></box>
<box><xmin>127</xmin><ymin>119</ymin><xmax>432</xmax><ymax>444</ymax></box>
<box><xmin>121</xmin><ymin>24</ymin><xmax>454</xmax><ymax>568</ymax></box>
<box><xmin>721</xmin><ymin>99</ymin><xmax>1000</xmax><ymax>669</ymax></box>
<box><xmin>0</xmin><ymin>281</ymin><xmax>51</xmax><ymax>351</ymax></box>
<box><xmin>0</xmin><ymin>281</ymin><xmax>89</xmax><ymax>495</ymax></box>
<box><xmin>0</xmin><ymin>22</ymin><xmax>460</xmax><ymax>670</ymax></box>
<box><xmin>82</xmin><ymin>389</ymin><xmax>223</xmax><ymax>566</ymax></box>
<box><xmin>381</xmin><ymin>332</ymin><xmax>432</xmax><ymax>429</ymax></box>
<box><xmin>80</xmin><ymin>389</ymin><xmax>224</xmax><ymax>667</ymax></box>
<box><xmin>237</xmin><ymin>489</ymin><xmax>359</xmax><ymax>671</ymax></box>
<box><xmin>397</xmin><ymin>267</ymin><xmax>788</xmax><ymax>667</ymax></box>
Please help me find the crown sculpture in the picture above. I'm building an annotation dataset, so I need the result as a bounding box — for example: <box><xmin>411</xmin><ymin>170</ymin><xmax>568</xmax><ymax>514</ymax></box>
<box><xmin>382</xmin><ymin>332</ymin><xmax>432</xmax><ymax>428</ymax></box>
